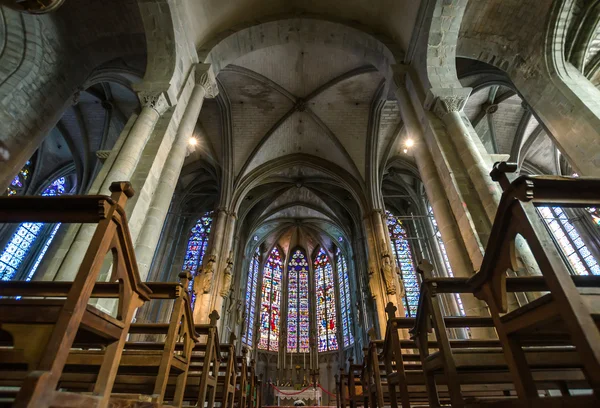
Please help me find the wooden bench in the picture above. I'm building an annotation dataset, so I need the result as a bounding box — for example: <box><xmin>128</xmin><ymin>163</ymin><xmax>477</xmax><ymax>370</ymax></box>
<box><xmin>413</xmin><ymin>273</ymin><xmax>591</xmax><ymax>407</ymax></box>
<box><xmin>234</xmin><ymin>348</ymin><xmax>249</xmax><ymax>408</ymax></box>
<box><xmin>214</xmin><ymin>334</ymin><xmax>238</xmax><ymax>408</ymax></box>
<box><xmin>466</xmin><ymin>163</ymin><xmax>600</xmax><ymax>406</ymax></box>
<box><xmin>0</xmin><ymin>182</ymin><xmax>152</xmax><ymax>408</ymax></box>
<box><xmin>57</xmin><ymin>271</ymin><xmax>197</xmax><ymax>406</ymax></box>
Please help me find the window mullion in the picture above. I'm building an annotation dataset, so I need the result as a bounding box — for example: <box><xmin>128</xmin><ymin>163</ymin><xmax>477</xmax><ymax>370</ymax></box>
<box><xmin>551</xmin><ymin>207</ymin><xmax>593</xmax><ymax>275</ymax></box>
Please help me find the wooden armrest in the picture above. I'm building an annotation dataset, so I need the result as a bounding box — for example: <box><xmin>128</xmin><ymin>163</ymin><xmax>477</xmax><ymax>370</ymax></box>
<box><xmin>0</xmin><ymin>195</ymin><xmax>114</xmax><ymax>223</ymax></box>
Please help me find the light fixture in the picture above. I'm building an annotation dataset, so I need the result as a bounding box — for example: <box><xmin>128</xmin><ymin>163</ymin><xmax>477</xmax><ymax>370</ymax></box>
<box><xmin>403</xmin><ymin>149</ymin><xmax>408</xmax><ymax>154</ymax></box>
<box><xmin>188</xmin><ymin>137</ymin><xmax>198</xmax><ymax>146</ymax></box>
<box><xmin>405</xmin><ymin>138</ymin><xmax>414</xmax><ymax>148</ymax></box>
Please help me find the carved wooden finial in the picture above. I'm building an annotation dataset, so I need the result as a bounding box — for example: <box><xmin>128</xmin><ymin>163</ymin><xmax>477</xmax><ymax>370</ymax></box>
<box><xmin>368</xmin><ymin>327</ymin><xmax>377</xmax><ymax>341</ymax></box>
<box><xmin>179</xmin><ymin>270</ymin><xmax>192</xmax><ymax>285</ymax></box>
<box><xmin>229</xmin><ymin>332</ymin><xmax>237</xmax><ymax>344</ymax></box>
<box><xmin>209</xmin><ymin>310</ymin><xmax>220</xmax><ymax>326</ymax></box>
<box><xmin>109</xmin><ymin>181</ymin><xmax>135</xmax><ymax>198</ymax></box>
<box><xmin>242</xmin><ymin>347</ymin><xmax>248</xmax><ymax>356</ymax></box>
<box><xmin>385</xmin><ymin>302</ymin><xmax>397</xmax><ymax>319</ymax></box>
<box><xmin>348</xmin><ymin>357</ymin><xmax>354</xmax><ymax>364</ymax></box>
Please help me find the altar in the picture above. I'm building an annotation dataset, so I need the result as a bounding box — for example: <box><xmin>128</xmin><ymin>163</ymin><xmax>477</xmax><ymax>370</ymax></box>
<box><xmin>273</xmin><ymin>386</ymin><xmax>322</xmax><ymax>406</ymax></box>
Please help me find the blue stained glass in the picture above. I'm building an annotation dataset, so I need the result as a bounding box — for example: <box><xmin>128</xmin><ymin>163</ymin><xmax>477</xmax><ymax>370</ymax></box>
<box><xmin>0</xmin><ymin>177</ymin><xmax>69</xmax><ymax>281</ymax></box>
<box><xmin>315</xmin><ymin>248</ymin><xmax>337</xmax><ymax>352</ymax></box>
<box><xmin>386</xmin><ymin>211</ymin><xmax>420</xmax><ymax>317</ymax></box>
<box><xmin>336</xmin><ymin>248</ymin><xmax>354</xmax><ymax>348</ymax></box>
<box><xmin>287</xmin><ymin>249</ymin><xmax>310</xmax><ymax>353</ymax></box>
<box><xmin>182</xmin><ymin>214</ymin><xmax>213</xmax><ymax>305</ymax></box>
<box><xmin>258</xmin><ymin>247</ymin><xmax>282</xmax><ymax>351</ymax></box>
<box><xmin>242</xmin><ymin>249</ymin><xmax>260</xmax><ymax>347</ymax></box>
<box><xmin>538</xmin><ymin>206</ymin><xmax>599</xmax><ymax>275</ymax></box>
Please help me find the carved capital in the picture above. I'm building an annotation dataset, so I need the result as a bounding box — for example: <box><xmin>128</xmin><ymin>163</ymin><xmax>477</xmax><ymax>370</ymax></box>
<box><xmin>425</xmin><ymin>88</ymin><xmax>472</xmax><ymax>119</ymax></box>
<box><xmin>196</xmin><ymin>63</ymin><xmax>219</xmax><ymax>98</ymax></box>
<box><xmin>391</xmin><ymin>64</ymin><xmax>409</xmax><ymax>92</ymax></box>
<box><xmin>139</xmin><ymin>91</ymin><xmax>170</xmax><ymax>116</ymax></box>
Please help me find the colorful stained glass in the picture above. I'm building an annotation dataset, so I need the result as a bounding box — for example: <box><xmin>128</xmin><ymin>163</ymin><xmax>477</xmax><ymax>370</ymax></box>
<box><xmin>386</xmin><ymin>211</ymin><xmax>420</xmax><ymax>317</ymax></box>
<box><xmin>315</xmin><ymin>248</ymin><xmax>338</xmax><ymax>352</ymax></box>
<box><xmin>182</xmin><ymin>214</ymin><xmax>213</xmax><ymax>304</ymax></box>
<box><xmin>258</xmin><ymin>247</ymin><xmax>282</xmax><ymax>351</ymax></box>
<box><xmin>336</xmin><ymin>248</ymin><xmax>354</xmax><ymax>348</ymax></box>
<box><xmin>242</xmin><ymin>248</ymin><xmax>260</xmax><ymax>347</ymax></box>
<box><xmin>6</xmin><ymin>161</ymin><xmax>32</xmax><ymax>196</ymax></box>
<box><xmin>0</xmin><ymin>177</ymin><xmax>69</xmax><ymax>281</ymax></box>
<box><xmin>428</xmin><ymin>206</ymin><xmax>465</xmax><ymax>316</ymax></box>
<box><xmin>539</xmin><ymin>206</ymin><xmax>599</xmax><ymax>275</ymax></box>
<box><xmin>588</xmin><ymin>208</ymin><xmax>600</xmax><ymax>227</ymax></box>
<box><xmin>287</xmin><ymin>249</ymin><xmax>310</xmax><ymax>353</ymax></box>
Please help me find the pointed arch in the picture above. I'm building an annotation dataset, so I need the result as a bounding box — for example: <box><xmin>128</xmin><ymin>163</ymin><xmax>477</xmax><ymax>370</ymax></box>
<box><xmin>287</xmin><ymin>247</ymin><xmax>310</xmax><ymax>353</ymax></box>
<box><xmin>258</xmin><ymin>245</ymin><xmax>283</xmax><ymax>351</ymax></box>
<box><xmin>314</xmin><ymin>247</ymin><xmax>338</xmax><ymax>352</ymax></box>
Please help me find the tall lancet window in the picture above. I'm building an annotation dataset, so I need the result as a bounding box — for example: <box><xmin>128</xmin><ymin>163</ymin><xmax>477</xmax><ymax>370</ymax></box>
<box><xmin>242</xmin><ymin>248</ymin><xmax>260</xmax><ymax>347</ymax></box>
<box><xmin>287</xmin><ymin>249</ymin><xmax>310</xmax><ymax>353</ymax></box>
<box><xmin>336</xmin><ymin>248</ymin><xmax>354</xmax><ymax>348</ymax></box>
<box><xmin>182</xmin><ymin>213</ymin><xmax>213</xmax><ymax>299</ymax></box>
<box><xmin>0</xmin><ymin>177</ymin><xmax>71</xmax><ymax>281</ymax></box>
<box><xmin>315</xmin><ymin>248</ymin><xmax>338</xmax><ymax>352</ymax></box>
<box><xmin>538</xmin><ymin>206</ymin><xmax>600</xmax><ymax>275</ymax></box>
<box><xmin>386</xmin><ymin>211</ymin><xmax>420</xmax><ymax>317</ymax></box>
<box><xmin>258</xmin><ymin>247</ymin><xmax>282</xmax><ymax>351</ymax></box>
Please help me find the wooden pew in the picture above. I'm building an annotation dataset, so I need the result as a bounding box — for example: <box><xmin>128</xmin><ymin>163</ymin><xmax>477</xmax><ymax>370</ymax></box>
<box><xmin>412</xmin><ymin>273</ymin><xmax>590</xmax><ymax>407</ymax></box>
<box><xmin>58</xmin><ymin>271</ymin><xmax>197</xmax><ymax>406</ymax></box>
<box><xmin>0</xmin><ymin>182</ymin><xmax>151</xmax><ymax>408</ymax></box>
<box><xmin>467</xmin><ymin>163</ymin><xmax>600</xmax><ymax>406</ymax></box>
<box><xmin>346</xmin><ymin>358</ymin><xmax>364</xmax><ymax>408</ymax></box>
<box><xmin>235</xmin><ymin>348</ymin><xmax>249</xmax><ymax>408</ymax></box>
<box><xmin>247</xmin><ymin>359</ymin><xmax>257</xmax><ymax>408</ymax></box>
<box><xmin>214</xmin><ymin>333</ymin><xmax>238</xmax><ymax>408</ymax></box>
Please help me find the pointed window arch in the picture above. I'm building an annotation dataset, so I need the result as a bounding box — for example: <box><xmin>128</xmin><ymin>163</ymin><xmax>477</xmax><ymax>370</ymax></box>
<box><xmin>386</xmin><ymin>211</ymin><xmax>420</xmax><ymax>317</ymax></box>
<box><xmin>0</xmin><ymin>177</ymin><xmax>71</xmax><ymax>281</ymax></box>
<box><xmin>258</xmin><ymin>246</ymin><xmax>283</xmax><ymax>351</ymax></box>
<box><xmin>182</xmin><ymin>214</ymin><xmax>213</xmax><ymax>276</ymax></box>
<box><xmin>242</xmin><ymin>248</ymin><xmax>261</xmax><ymax>347</ymax></box>
<box><xmin>336</xmin><ymin>247</ymin><xmax>354</xmax><ymax>348</ymax></box>
<box><xmin>287</xmin><ymin>248</ymin><xmax>310</xmax><ymax>353</ymax></box>
<box><xmin>314</xmin><ymin>248</ymin><xmax>338</xmax><ymax>352</ymax></box>
<box><xmin>6</xmin><ymin>160</ymin><xmax>33</xmax><ymax>196</ymax></box>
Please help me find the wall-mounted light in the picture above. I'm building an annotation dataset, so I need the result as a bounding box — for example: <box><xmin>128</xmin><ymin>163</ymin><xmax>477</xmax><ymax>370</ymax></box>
<box><xmin>189</xmin><ymin>137</ymin><xmax>198</xmax><ymax>146</ymax></box>
<box><xmin>404</xmin><ymin>138</ymin><xmax>414</xmax><ymax>148</ymax></box>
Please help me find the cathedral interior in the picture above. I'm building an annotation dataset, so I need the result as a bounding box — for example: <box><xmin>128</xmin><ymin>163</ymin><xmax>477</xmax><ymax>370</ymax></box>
<box><xmin>2</xmin><ymin>0</ymin><xmax>600</xmax><ymax>407</ymax></box>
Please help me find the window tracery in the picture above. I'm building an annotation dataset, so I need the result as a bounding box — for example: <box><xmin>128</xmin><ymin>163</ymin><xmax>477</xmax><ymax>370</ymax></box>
<box><xmin>314</xmin><ymin>248</ymin><xmax>337</xmax><ymax>352</ymax></box>
<box><xmin>258</xmin><ymin>247</ymin><xmax>282</xmax><ymax>351</ymax></box>
<box><xmin>287</xmin><ymin>249</ymin><xmax>310</xmax><ymax>353</ymax></box>
<box><xmin>0</xmin><ymin>177</ymin><xmax>70</xmax><ymax>281</ymax></box>
<box><xmin>386</xmin><ymin>211</ymin><xmax>419</xmax><ymax>317</ymax></box>
<box><xmin>336</xmin><ymin>248</ymin><xmax>354</xmax><ymax>348</ymax></box>
<box><xmin>242</xmin><ymin>248</ymin><xmax>260</xmax><ymax>347</ymax></box>
<box><xmin>182</xmin><ymin>214</ymin><xmax>213</xmax><ymax>302</ymax></box>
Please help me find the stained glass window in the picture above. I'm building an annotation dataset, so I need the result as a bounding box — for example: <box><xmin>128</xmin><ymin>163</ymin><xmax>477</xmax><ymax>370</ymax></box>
<box><xmin>258</xmin><ymin>247</ymin><xmax>282</xmax><ymax>351</ymax></box>
<box><xmin>287</xmin><ymin>249</ymin><xmax>310</xmax><ymax>353</ymax></box>
<box><xmin>539</xmin><ymin>206</ymin><xmax>600</xmax><ymax>275</ymax></box>
<box><xmin>6</xmin><ymin>161</ymin><xmax>32</xmax><ymax>196</ymax></box>
<box><xmin>182</xmin><ymin>214</ymin><xmax>213</xmax><ymax>303</ymax></box>
<box><xmin>315</xmin><ymin>248</ymin><xmax>338</xmax><ymax>352</ymax></box>
<box><xmin>428</xmin><ymin>206</ymin><xmax>465</xmax><ymax>315</ymax></box>
<box><xmin>336</xmin><ymin>248</ymin><xmax>354</xmax><ymax>348</ymax></box>
<box><xmin>242</xmin><ymin>248</ymin><xmax>260</xmax><ymax>347</ymax></box>
<box><xmin>386</xmin><ymin>211</ymin><xmax>420</xmax><ymax>317</ymax></box>
<box><xmin>0</xmin><ymin>177</ymin><xmax>69</xmax><ymax>281</ymax></box>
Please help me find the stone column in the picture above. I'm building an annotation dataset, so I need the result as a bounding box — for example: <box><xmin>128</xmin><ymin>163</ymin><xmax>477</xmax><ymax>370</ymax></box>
<box><xmin>135</xmin><ymin>65</ymin><xmax>218</xmax><ymax>281</ymax></box>
<box><xmin>53</xmin><ymin>92</ymin><xmax>170</xmax><ymax>281</ymax></box>
<box><xmin>212</xmin><ymin>211</ymin><xmax>237</xmax><ymax>320</ymax></box>
<box><xmin>393</xmin><ymin>74</ymin><xmax>492</xmax><ymax>328</ymax></box>
<box><xmin>427</xmin><ymin>88</ymin><xmax>541</xmax><ymax>278</ymax></box>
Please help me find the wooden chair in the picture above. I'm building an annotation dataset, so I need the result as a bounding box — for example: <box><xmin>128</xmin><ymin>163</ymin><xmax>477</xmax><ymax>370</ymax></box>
<box><xmin>467</xmin><ymin>162</ymin><xmax>600</xmax><ymax>406</ymax></box>
<box><xmin>58</xmin><ymin>271</ymin><xmax>198</xmax><ymax>406</ymax></box>
<box><xmin>0</xmin><ymin>182</ymin><xmax>151</xmax><ymax>408</ymax></box>
<box><xmin>346</xmin><ymin>358</ymin><xmax>364</xmax><ymax>408</ymax></box>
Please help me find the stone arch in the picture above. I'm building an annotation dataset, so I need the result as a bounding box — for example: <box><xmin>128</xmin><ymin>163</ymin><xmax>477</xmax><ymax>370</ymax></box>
<box><xmin>232</xmin><ymin>154</ymin><xmax>369</xmax><ymax>219</ymax></box>
<box><xmin>202</xmin><ymin>18</ymin><xmax>397</xmax><ymax>80</ymax></box>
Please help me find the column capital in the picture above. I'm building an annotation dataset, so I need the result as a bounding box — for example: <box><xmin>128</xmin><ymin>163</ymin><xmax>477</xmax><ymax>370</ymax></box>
<box><xmin>391</xmin><ymin>64</ymin><xmax>410</xmax><ymax>91</ymax></box>
<box><xmin>425</xmin><ymin>87</ymin><xmax>472</xmax><ymax>119</ymax></box>
<box><xmin>196</xmin><ymin>63</ymin><xmax>219</xmax><ymax>99</ymax></box>
<box><xmin>138</xmin><ymin>91</ymin><xmax>171</xmax><ymax>116</ymax></box>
